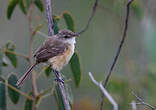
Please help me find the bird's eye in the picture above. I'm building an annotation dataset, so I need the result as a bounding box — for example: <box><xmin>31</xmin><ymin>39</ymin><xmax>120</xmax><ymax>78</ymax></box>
<box><xmin>64</xmin><ymin>35</ymin><xmax>68</xmax><ymax>38</ymax></box>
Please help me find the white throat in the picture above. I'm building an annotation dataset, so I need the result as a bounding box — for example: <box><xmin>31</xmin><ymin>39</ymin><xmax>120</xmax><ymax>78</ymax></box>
<box><xmin>65</xmin><ymin>37</ymin><xmax>76</xmax><ymax>45</ymax></box>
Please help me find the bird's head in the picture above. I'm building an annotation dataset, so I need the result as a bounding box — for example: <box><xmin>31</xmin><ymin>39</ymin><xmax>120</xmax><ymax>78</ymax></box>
<box><xmin>57</xmin><ymin>29</ymin><xmax>78</xmax><ymax>40</ymax></box>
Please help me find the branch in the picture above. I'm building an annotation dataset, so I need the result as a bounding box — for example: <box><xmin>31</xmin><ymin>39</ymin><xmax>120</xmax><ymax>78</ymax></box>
<box><xmin>45</xmin><ymin>0</ymin><xmax>71</xmax><ymax>110</ymax></box>
<box><xmin>37</xmin><ymin>31</ymin><xmax>48</xmax><ymax>38</ymax></box>
<box><xmin>36</xmin><ymin>66</ymin><xmax>47</xmax><ymax>79</ymax></box>
<box><xmin>1</xmin><ymin>48</ymin><xmax>29</xmax><ymax>60</ymax></box>
<box><xmin>88</xmin><ymin>72</ymin><xmax>118</xmax><ymax>110</ymax></box>
<box><xmin>131</xmin><ymin>91</ymin><xmax>156</xmax><ymax>110</ymax></box>
<box><xmin>45</xmin><ymin>0</ymin><xmax>54</xmax><ymax>36</ymax></box>
<box><xmin>100</xmin><ymin>0</ymin><xmax>134</xmax><ymax>109</ymax></box>
<box><xmin>76</xmin><ymin>0</ymin><xmax>98</xmax><ymax>35</ymax></box>
<box><xmin>27</xmin><ymin>0</ymin><xmax>38</xmax><ymax>110</ymax></box>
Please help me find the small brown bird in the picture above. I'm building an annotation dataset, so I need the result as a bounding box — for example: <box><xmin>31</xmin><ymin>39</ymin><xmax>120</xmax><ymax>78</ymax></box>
<box><xmin>16</xmin><ymin>29</ymin><xmax>78</xmax><ymax>87</ymax></box>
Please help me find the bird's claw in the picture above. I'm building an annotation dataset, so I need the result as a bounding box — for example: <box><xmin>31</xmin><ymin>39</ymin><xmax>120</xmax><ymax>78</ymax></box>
<box><xmin>55</xmin><ymin>78</ymin><xmax>64</xmax><ymax>84</ymax></box>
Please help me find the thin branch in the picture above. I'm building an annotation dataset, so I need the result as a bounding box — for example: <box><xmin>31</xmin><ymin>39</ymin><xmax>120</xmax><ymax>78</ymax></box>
<box><xmin>36</xmin><ymin>66</ymin><xmax>47</xmax><ymax>79</ymax></box>
<box><xmin>1</xmin><ymin>48</ymin><xmax>29</xmax><ymax>60</ymax></box>
<box><xmin>54</xmin><ymin>70</ymin><xmax>71</xmax><ymax>110</ymax></box>
<box><xmin>100</xmin><ymin>0</ymin><xmax>134</xmax><ymax>109</ymax></box>
<box><xmin>27</xmin><ymin>0</ymin><xmax>38</xmax><ymax>99</ymax></box>
<box><xmin>37</xmin><ymin>31</ymin><xmax>48</xmax><ymax>38</ymax></box>
<box><xmin>32</xmin><ymin>24</ymin><xmax>44</xmax><ymax>36</ymax></box>
<box><xmin>39</xmin><ymin>84</ymin><xmax>54</xmax><ymax>96</ymax></box>
<box><xmin>103</xmin><ymin>0</ymin><xmax>134</xmax><ymax>89</ymax></box>
<box><xmin>131</xmin><ymin>91</ymin><xmax>156</xmax><ymax>110</ymax></box>
<box><xmin>45</xmin><ymin>0</ymin><xmax>54</xmax><ymax>36</ymax></box>
<box><xmin>27</xmin><ymin>1</ymin><xmax>39</xmax><ymax>110</ymax></box>
<box><xmin>88</xmin><ymin>72</ymin><xmax>118</xmax><ymax>110</ymax></box>
<box><xmin>76</xmin><ymin>0</ymin><xmax>98</xmax><ymax>35</ymax></box>
<box><xmin>45</xmin><ymin>0</ymin><xmax>71</xmax><ymax>110</ymax></box>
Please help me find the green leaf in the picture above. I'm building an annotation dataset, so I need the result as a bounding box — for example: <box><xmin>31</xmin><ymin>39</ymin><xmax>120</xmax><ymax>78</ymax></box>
<box><xmin>7</xmin><ymin>0</ymin><xmax>19</xmax><ymax>19</ymax></box>
<box><xmin>53</xmin><ymin>17</ymin><xmax>59</xmax><ymax>35</ymax></box>
<box><xmin>62</xmin><ymin>11</ymin><xmax>75</xmax><ymax>32</ymax></box>
<box><xmin>8</xmin><ymin>74</ymin><xmax>20</xmax><ymax>104</ymax></box>
<box><xmin>55</xmin><ymin>84</ymin><xmax>65</xmax><ymax>110</ymax></box>
<box><xmin>44</xmin><ymin>66</ymin><xmax>52</xmax><ymax>77</ymax></box>
<box><xmin>24</xmin><ymin>92</ymin><xmax>33</xmax><ymax>110</ymax></box>
<box><xmin>5</xmin><ymin>41</ymin><xmax>18</xmax><ymax>68</ymax></box>
<box><xmin>69</xmin><ymin>52</ymin><xmax>82</xmax><ymax>87</ymax></box>
<box><xmin>34</xmin><ymin>0</ymin><xmax>44</xmax><ymax>12</ymax></box>
<box><xmin>0</xmin><ymin>82</ymin><xmax>6</xmax><ymax>110</ymax></box>
<box><xmin>19</xmin><ymin>0</ymin><xmax>27</xmax><ymax>14</ymax></box>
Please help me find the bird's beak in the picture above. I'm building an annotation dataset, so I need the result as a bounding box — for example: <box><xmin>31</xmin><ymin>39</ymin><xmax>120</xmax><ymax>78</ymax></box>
<box><xmin>72</xmin><ymin>33</ymin><xmax>80</xmax><ymax>37</ymax></box>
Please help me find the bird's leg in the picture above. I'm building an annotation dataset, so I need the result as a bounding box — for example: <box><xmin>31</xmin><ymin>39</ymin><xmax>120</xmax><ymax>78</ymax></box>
<box><xmin>52</xmin><ymin>69</ymin><xmax>64</xmax><ymax>84</ymax></box>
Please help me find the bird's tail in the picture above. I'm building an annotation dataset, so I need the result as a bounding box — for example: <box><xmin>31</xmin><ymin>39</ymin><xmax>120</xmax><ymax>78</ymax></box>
<box><xmin>16</xmin><ymin>63</ymin><xmax>38</xmax><ymax>87</ymax></box>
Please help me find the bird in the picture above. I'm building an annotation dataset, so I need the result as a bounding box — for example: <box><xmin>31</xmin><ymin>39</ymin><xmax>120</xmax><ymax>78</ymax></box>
<box><xmin>16</xmin><ymin>29</ymin><xmax>78</xmax><ymax>87</ymax></box>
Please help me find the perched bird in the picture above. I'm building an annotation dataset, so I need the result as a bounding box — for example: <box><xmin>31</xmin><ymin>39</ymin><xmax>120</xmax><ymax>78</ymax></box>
<box><xmin>16</xmin><ymin>29</ymin><xmax>78</xmax><ymax>87</ymax></box>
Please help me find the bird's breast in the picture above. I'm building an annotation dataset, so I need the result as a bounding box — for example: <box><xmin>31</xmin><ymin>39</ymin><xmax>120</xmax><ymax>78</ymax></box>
<box><xmin>48</xmin><ymin>44</ymin><xmax>75</xmax><ymax>71</ymax></box>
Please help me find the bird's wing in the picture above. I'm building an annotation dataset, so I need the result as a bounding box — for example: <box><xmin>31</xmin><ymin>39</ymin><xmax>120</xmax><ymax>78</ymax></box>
<box><xmin>34</xmin><ymin>37</ymin><xmax>67</xmax><ymax>63</ymax></box>
<box><xmin>33</xmin><ymin>37</ymin><xmax>50</xmax><ymax>57</ymax></box>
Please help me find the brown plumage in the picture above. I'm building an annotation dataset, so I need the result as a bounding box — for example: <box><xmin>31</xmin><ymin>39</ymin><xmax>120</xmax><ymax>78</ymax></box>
<box><xmin>16</xmin><ymin>29</ymin><xmax>77</xmax><ymax>87</ymax></box>
<box><xmin>34</xmin><ymin>37</ymin><xmax>67</xmax><ymax>63</ymax></box>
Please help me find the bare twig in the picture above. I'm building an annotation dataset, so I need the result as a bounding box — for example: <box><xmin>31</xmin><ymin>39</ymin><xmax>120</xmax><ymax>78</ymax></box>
<box><xmin>100</xmin><ymin>0</ymin><xmax>134</xmax><ymax>109</ymax></box>
<box><xmin>39</xmin><ymin>83</ymin><xmax>55</xmax><ymax>96</ymax></box>
<box><xmin>36</xmin><ymin>66</ymin><xmax>47</xmax><ymax>79</ymax></box>
<box><xmin>54</xmin><ymin>70</ymin><xmax>71</xmax><ymax>110</ymax></box>
<box><xmin>131</xmin><ymin>101</ymin><xmax>137</xmax><ymax>110</ymax></box>
<box><xmin>27</xmin><ymin>0</ymin><xmax>38</xmax><ymax>99</ymax></box>
<box><xmin>131</xmin><ymin>91</ymin><xmax>156</xmax><ymax>110</ymax></box>
<box><xmin>37</xmin><ymin>31</ymin><xmax>48</xmax><ymax>38</ymax></box>
<box><xmin>27</xmin><ymin>0</ymin><xmax>39</xmax><ymax>110</ymax></box>
<box><xmin>88</xmin><ymin>72</ymin><xmax>118</xmax><ymax>110</ymax></box>
<box><xmin>45</xmin><ymin>0</ymin><xmax>71</xmax><ymax>110</ymax></box>
<box><xmin>1</xmin><ymin>48</ymin><xmax>29</xmax><ymax>60</ymax></box>
<box><xmin>32</xmin><ymin>24</ymin><xmax>44</xmax><ymax>36</ymax></box>
<box><xmin>76</xmin><ymin>0</ymin><xmax>98</xmax><ymax>35</ymax></box>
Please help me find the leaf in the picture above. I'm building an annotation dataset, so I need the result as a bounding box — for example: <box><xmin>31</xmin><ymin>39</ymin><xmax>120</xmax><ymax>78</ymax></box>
<box><xmin>53</xmin><ymin>17</ymin><xmax>59</xmax><ymax>35</ymax></box>
<box><xmin>34</xmin><ymin>0</ymin><xmax>44</xmax><ymax>12</ymax></box>
<box><xmin>69</xmin><ymin>52</ymin><xmax>82</xmax><ymax>87</ymax></box>
<box><xmin>62</xmin><ymin>11</ymin><xmax>75</xmax><ymax>32</ymax></box>
<box><xmin>19</xmin><ymin>0</ymin><xmax>27</xmax><ymax>14</ymax></box>
<box><xmin>0</xmin><ymin>82</ymin><xmax>6</xmax><ymax>110</ymax></box>
<box><xmin>5</xmin><ymin>41</ymin><xmax>17</xmax><ymax>68</ymax></box>
<box><xmin>24</xmin><ymin>92</ymin><xmax>33</xmax><ymax>110</ymax></box>
<box><xmin>7</xmin><ymin>0</ymin><xmax>19</xmax><ymax>19</ymax></box>
<box><xmin>44</xmin><ymin>66</ymin><xmax>52</xmax><ymax>77</ymax></box>
<box><xmin>55</xmin><ymin>84</ymin><xmax>65</xmax><ymax>110</ymax></box>
<box><xmin>8</xmin><ymin>74</ymin><xmax>20</xmax><ymax>104</ymax></box>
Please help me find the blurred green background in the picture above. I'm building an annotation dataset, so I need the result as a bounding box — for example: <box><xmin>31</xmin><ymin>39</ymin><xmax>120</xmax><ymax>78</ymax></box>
<box><xmin>0</xmin><ymin>0</ymin><xmax>156</xmax><ymax>110</ymax></box>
